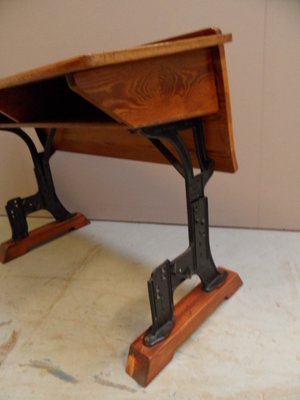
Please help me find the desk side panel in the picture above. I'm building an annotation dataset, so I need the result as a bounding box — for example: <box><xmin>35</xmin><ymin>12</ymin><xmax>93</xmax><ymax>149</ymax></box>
<box><xmin>202</xmin><ymin>44</ymin><xmax>238</xmax><ymax>172</ymax></box>
<box><xmin>68</xmin><ymin>48</ymin><xmax>219</xmax><ymax>129</ymax></box>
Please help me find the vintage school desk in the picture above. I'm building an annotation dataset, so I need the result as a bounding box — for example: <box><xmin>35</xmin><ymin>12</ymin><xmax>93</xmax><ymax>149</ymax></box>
<box><xmin>0</xmin><ymin>28</ymin><xmax>242</xmax><ymax>386</ymax></box>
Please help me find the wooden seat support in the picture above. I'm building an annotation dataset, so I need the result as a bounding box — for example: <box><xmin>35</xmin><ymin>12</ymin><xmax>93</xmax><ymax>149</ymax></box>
<box><xmin>0</xmin><ymin>28</ymin><xmax>242</xmax><ymax>386</ymax></box>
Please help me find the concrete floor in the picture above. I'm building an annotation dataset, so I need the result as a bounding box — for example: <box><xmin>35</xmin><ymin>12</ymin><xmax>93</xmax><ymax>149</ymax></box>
<box><xmin>0</xmin><ymin>216</ymin><xmax>299</xmax><ymax>399</ymax></box>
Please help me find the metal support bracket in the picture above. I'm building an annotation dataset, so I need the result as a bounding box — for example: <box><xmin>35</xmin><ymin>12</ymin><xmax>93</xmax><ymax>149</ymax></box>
<box><xmin>1</xmin><ymin>128</ymin><xmax>72</xmax><ymax>241</ymax></box>
<box><xmin>141</xmin><ymin>118</ymin><xmax>228</xmax><ymax>346</ymax></box>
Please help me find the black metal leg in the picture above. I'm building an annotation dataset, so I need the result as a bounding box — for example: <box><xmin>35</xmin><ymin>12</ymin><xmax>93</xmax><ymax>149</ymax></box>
<box><xmin>141</xmin><ymin>118</ymin><xmax>227</xmax><ymax>346</ymax></box>
<box><xmin>144</xmin><ymin>260</ymin><xmax>174</xmax><ymax>346</ymax></box>
<box><xmin>1</xmin><ymin>128</ymin><xmax>72</xmax><ymax>241</ymax></box>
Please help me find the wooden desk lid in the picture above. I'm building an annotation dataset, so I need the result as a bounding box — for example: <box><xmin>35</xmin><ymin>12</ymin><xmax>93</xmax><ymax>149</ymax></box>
<box><xmin>0</xmin><ymin>29</ymin><xmax>231</xmax><ymax>89</ymax></box>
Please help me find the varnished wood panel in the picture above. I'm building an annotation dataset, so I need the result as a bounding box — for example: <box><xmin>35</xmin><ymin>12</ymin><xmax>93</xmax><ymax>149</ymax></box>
<box><xmin>202</xmin><ymin>41</ymin><xmax>237</xmax><ymax>172</ymax></box>
<box><xmin>68</xmin><ymin>48</ymin><xmax>219</xmax><ymax>128</ymax></box>
<box><xmin>53</xmin><ymin>123</ymin><xmax>166</xmax><ymax>163</ymax></box>
<box><xmin>53</xmin><ymin>124</ymin><xmax>198</xmax><ymax>166</ymax></box>
<box><xmin>52</xmin><ymin>124</ymin><xmax>228</xmax><ymax>172</ymax></box>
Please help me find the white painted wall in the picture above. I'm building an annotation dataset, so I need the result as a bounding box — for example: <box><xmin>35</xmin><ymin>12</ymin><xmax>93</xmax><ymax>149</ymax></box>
<box><xmin>0</xmin><ymin>0</ymin><xmax>299</xmax><ymax>230</ymax></box>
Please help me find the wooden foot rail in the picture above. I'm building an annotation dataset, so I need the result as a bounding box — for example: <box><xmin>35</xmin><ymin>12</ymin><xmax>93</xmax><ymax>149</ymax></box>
<box><xmin>0</xmin><ymin>213</ymin><xmax>89</xmax><ymax>263</ymax></box>
<box><xmin>126</xmin><ymin>268</ymin><xmax>242</xmax><ymax>387</ymax></box>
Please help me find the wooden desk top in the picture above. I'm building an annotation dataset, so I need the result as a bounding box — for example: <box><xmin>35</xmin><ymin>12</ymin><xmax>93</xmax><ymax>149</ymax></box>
<box><xmin>0</xmin><ymin>30</ymin><xmax>231</xmax><ymax>89</ymax></box>
<box><xmin>0</xmin><ymin>28</ymin><xmax>237</xmax><ymax>172</ymax></box>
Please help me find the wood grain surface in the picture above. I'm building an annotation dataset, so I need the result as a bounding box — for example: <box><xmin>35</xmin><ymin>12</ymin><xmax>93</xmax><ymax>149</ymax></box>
<box><xmin>69</xmin><ymin>48</ymin><xmax>219</xmax><ymax>128</ymax></box>
<box><xmin>52</xmin><ymin>124</ymin><xmax>227</xmax><ymax>172</ymax></box>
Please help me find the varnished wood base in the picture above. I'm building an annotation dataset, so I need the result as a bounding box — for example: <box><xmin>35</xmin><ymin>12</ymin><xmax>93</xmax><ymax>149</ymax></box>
<box><xmin>126</xmin><ymin>268</ymin><xmax>242</xmax><ymax>387</ymax></box>
<box><xmin>0</xmin><ymin>213</ymin><xmax>90</xmax><ymax>263</ymax></box>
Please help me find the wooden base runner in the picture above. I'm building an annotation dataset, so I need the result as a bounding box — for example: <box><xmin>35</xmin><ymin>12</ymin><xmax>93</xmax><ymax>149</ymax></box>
<box><xmin>126</xmin><ymin>268</ymin><xmax>242</xmax><ymax>387</ymax></box>
<box><xmin>0</xmin><ymin>212</ymin><xmax>90</xmax><ymax>263</ymax></box>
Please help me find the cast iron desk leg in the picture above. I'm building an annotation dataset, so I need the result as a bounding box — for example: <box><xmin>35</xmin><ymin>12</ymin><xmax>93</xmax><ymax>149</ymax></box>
<box><xmin>126</xmin><ymin>118</ymin><xmax>242</xmax><ymax>386</ymax></box>
<box><xmin>0</xmin><ymin>127</ymin><xmax>89</xmax><ymax>263</ymax></box>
